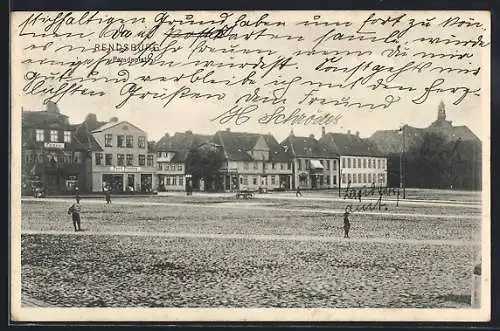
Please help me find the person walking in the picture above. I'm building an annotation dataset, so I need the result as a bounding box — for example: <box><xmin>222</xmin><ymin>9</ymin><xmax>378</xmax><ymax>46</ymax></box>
<box><xmin>357</xmin><ymin>189</ymin><xmax>362</xmax><ymax>202</ymax></box>
<box><xmin>343</xmin><ymin>211</ymin><xmax>351</xmax><ymax>238</ymax></box>
<box><xmin>68</xmin><ymin>197</ymin><xmax>82</xmax><ymax>232</ymax></box>
<box><xmin>296</xmin><ymin>186</ymin><xmax>302</xmax><ymax>197</ymax></box>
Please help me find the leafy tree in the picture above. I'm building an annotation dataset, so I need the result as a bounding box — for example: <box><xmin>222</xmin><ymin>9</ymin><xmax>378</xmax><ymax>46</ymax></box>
<box><xmin>185</xmin><ymin>143</ymin><xmax>225</xmax><ymax>191</ymax></box>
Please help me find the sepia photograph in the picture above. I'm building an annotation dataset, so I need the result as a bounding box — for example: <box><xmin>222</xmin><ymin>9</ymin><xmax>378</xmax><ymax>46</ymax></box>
<box><xmin>10</xmin><ymin>10</ymin><xmax>490</xmax><ymax>322</ymax></box>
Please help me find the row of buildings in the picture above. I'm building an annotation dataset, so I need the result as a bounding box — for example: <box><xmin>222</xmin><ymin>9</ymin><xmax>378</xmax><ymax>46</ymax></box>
<box><xmin>21</xmin><ymin>101</ymin><xmax>479</xmax><ymax>194</ymax></box>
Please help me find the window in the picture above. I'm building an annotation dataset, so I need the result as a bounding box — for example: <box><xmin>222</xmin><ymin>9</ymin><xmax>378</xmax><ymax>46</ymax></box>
<box><xmin>165</xmin><ymin>164</ymin><xmax>170</xmax><ymax>171</ymax></box>
<box><xmin>342</xmin><ymin>174</ymin><xmax>346</xmax><ymax>183</ymax></box>
<box><xmin>352</xmin><ymin>174</ymin><xmax>356</xmax><ymax>183</ymax></box>
<box><xmin>347</xmin><ymin>174</ymin><xmax>352</xmax><ymax>183</ymax></box>
<box><xmin>363</xmin><ymin>173</ymin><xmax>367</xmax><ymax>183</ymax></box>
<box><xmin>166</xmin><ymin>176</ymin><xmax>171</xmax><ymax>185</ymax></box>
<box><xmin>305</xmin><ymin>160</ymin><xmax>310</xmax><ymax>170</ymax></box>
<box><xmin>271</xmin><ymin>176</ymin><xmax>276</xmax><ymax>185</ymax></box>
<box><xmin>117</xmin><ymin>135</ymin><xmax>124</xmax><ymax>147</ymax></box>
<box><xmin>244</xmin><ymin>176</ymin><xmax>248</xmax><ymax>185</ymax></box>
<box><xmin>358</xmin><ymin>174</ymin><xmax>362</xmax><ymax>183</ymax></box>
<box><xmin>95</xmin><ymin>153</ymin><xmax>103</xmax><ymax>165</ymax></box>
<box><xmin>358</xmin><ymin>159</ymin><xmax>361</xmax><ymax>168</ymax></box>
<box><xmin>157</xmin><ymin>152</ymin><xmax>162</xmax><ymax>158</ymax></box>
<box><xmin>64</xmin><ymin>131</ymin><xmax>71</xmax><ymax>143</ymax></box>
<box><xmin>117</xmin><ymin>154</ymin><xmax>124</xmax><ymax>166</ymax></box>
<box><xmin>105</xmin><ymin>154</ymin><xmax>113</xmax><ymax>166</ymax></box>
<box><xmin>126</xmin><ymin>135</ymin><xmax>134</xmax><ymax>148</ymax></box>
<box><xmin>74</xmin><ymin>152</ymin><xmax>83</xmax><ymax>164</ymax></box>
<box><xmin>126</xmin><ymin>154</ymin><xmax>133</xmax><ymax>166</ymax></box>
<box><xmin>172</xmin><ymin>176</ymin><xmax>177</xmax><ymax>185</ymax></box>
<box><xmin>342</xmin><ymin>158</ymin><xmax>346</xmax><ymax>168</ymax></box>
<box><xmin>139</xmin><ymin>154</ymin><xmax>146</xmax><ymax>166</ymax></box>
<box><xmin>333</xmin><ymin>160</ymin><xmax>337</xmax><ymax>170</ymax></box>
<box><xmin>36</xmin><ymin>129</ymin><xmax>44</xmax><ymax>142</ymax></box>
<box><xmin>240</xmin><ymin>177</ymin><xmax>243</xmax><ymax>184</ymax></box>
<box><xmin>138</xmin><ymin>136</ymin><xmax>146</xmax><ymax>149</ymax></box>
<box><xmin>326</xmin><ymin>176</ymin><xmax>330</xmax><ymax>185</ymax></box>
<box><xmin>147</xmin><ymin>155</ymin><xmax>154</xmax><ymax>167</ymax></box>
<box><xmin>179</xmin><ymin>177</ymin><xmax>184</xmax><ymax>186</ymax></box>
<box><xmin>105</xmin><ymin>134</ymin><xmax>113</xmax><ymax>147</ymax></box>
<box><xmin>280</xmin><ymin>163</ymin><xmax>284</xmax><ymax>170</ymax></box>
<box><xmin>177</xmin><ymin>164</ymin><xmax>183</xmax><ymax>171</ymax></box>
<box><xmin>298</xmin><ymin>159</ymin><xmax>302</xmax><ymax>171</ymax></box>
<box><xmin>363</xmin><ymin>159</ymin><xmax>367</xmax><ymax>168</ymax></box>
<box><xmin>378</xmin><ymin>159</ymin><xmax>381</xmax><ymax>169</ymax></box>
<box><xmin>244</xmin><ymin>162</ymin><xmax>249</xmax><ymax>169</ymax></box>
<box><xmin>63</xmin><ymin>152</ymin><xmax>72</xmax><ymax>164</ymax></box>
<box><xmin>326</xmin><ymin>160</ymin><xmax>330</xmax><ymax>170</ymax></box>
<box><xmin>353</xmin><ymin>158</ymin><xmax>356</xmax><ymax>168</ymax></box>
<box><xmin>50</xmin><ymin>130</ymin><xmax>58</xmax><ymax>142</ymax></box>
<box><xmin>368</xmin><ymin>173</ymin><xmax>372</xmax><ymax>182</ymax></box>
<box><xmin>373</xmin><ymin>159</ymin><xmax>377</xmax><ymax>168</ymax></box>
<box><xmin>253</xmin><ymin>162</ymin><xmax>258</xmax><ymax>169</ymax></box>
<box><xmin>263</xmin><ymin>162</ymin><xmax>267</xmax><ymax>170</ymax></box>
<box><xmin>253</xmin><ymin>177</ymin><xmax>257</xmax><ymax>185</ymax></box>
<box><xmin>288</xmin><ymin>162</ymin><xmax>292</xmax><ymax>170</ymax></box>
<box><xmin>333</xmin><ymin>175</ymin><xmax>337</xmax><ymax>185</ymax></box>
<box><xmin>368</xmin><ymin>159</ymin><xmax>372</xmax><ymax>168</ymax></box>
<box><xmin>347</xmin><ymin>158</ymin><xmax>351</xmax><ymax>168</ymax></box>
<box><xmin>272</xmin><ymin>162</ymin><xmax>275</xmax><ymax>169</ymax></box>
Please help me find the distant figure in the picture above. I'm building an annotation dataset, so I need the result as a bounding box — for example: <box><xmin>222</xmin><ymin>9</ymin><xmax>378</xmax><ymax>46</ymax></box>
<box><xmin>343</xmin><ymin>211</ymin><xmax>351</xmax><ymax>238</ymax></box>
<box><xmin>296</xmin><ymin>186</ymin><xmax>302</xmax><ymax>197</ymax></box>
<box><xmin>105</xmin><ymin>190</ymin><xmax>111</xmax><ymax>204</ymax></box>
<box><xmin>75</xmin><ymin>186</ymin><xmax>80</xmax><ymax>199</ymax></box>
<box><xmin>357</xmin><ymin>189</ymin><xmax>362</xmax><ymax>202</ymax></box>
<box><xmin>68</xmin><ymin>197</ymin><xmax>82</xmax><ymax>232</ymax></box>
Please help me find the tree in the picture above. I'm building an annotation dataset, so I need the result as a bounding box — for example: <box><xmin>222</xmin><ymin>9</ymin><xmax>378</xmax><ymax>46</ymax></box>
<box><xmin>185</xmin><ymin>143</ymin><xmax>225</xmax><ymax>191</ymax></box>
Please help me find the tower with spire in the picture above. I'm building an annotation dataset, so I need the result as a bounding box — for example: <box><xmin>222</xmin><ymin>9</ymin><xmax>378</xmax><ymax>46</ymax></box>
<box><xmin>430</xmin><ymin>100</ymin><xmax>452</xmax><ymax>128</ymax></box>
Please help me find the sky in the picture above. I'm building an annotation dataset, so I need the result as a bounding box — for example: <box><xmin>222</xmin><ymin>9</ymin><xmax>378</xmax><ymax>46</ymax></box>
<box><xmin>13</xmin><ymin>10</ymin><xmax>489</xmax><ymax>143</ymax></box>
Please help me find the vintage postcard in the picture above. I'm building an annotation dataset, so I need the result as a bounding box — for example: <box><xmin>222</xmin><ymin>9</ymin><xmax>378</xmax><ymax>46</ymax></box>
<box><xmin>10</xmin><ymin>10</ymin><xmax>490</xmax><ymax>322</ymax></box>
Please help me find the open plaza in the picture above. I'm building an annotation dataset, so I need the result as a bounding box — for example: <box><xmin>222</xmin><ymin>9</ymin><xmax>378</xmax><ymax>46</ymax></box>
<box><xmin>20</xmin><ymin>188</ymin><xmax>481</xmax><ymax>308</ymax></box>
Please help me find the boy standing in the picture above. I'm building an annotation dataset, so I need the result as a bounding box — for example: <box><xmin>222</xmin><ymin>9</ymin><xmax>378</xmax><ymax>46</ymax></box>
<box><xmin>343</xmin><ymin>211</ymin><xmax>351</xmax><ymax>238</ymax></box>
<box><xmin>68</xmin><ymin>197</ymin><xmax>82</xmax><ymax>232</ymax></box>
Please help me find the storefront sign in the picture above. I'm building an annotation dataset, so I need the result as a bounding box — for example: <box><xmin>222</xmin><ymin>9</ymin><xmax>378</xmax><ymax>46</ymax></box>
<box><xmin>109</xmin><ymin>166</ymin><xmax>141</xmax><ymax>173</ymax></box>
<box><xmin>44</xmin><ymin>142</ymin><xmax>65</xmax><ymax>149</ymax></box>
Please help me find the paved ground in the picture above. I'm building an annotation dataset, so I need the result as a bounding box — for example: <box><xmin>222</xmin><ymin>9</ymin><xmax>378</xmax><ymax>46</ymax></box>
<box><xmin>19</xmin><ymin>190</ymin><xmax>482</xmax><ymax>308</ymax></box>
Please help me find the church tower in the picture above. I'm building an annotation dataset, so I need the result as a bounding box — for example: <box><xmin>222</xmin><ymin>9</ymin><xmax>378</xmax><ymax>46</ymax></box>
<box><xmin>437</xmin><ymin>100</ymin><xmax>446</xmax><ymax>121</ymax></box>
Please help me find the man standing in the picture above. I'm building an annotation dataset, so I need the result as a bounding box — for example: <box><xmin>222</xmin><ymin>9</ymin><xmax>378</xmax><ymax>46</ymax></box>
<box><xmin>343</xmin><ymin>211</ymin><xmax>351</xmax><ymax>238</ymax></box>
<box><xmin>68</xmin><ymin>197</ymin><xmax>82</xmax><ymax>232</ymax></box>
<box><xmin>296</xmin><ymin>186</ymin><xmax>302</xmax><ymax>197</ymax></box>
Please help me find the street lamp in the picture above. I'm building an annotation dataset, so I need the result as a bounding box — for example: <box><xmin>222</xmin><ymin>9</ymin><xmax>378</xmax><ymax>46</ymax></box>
<box><xmin>399</xmin><ymin>124</ymin><xmax>406</xmax><ymax>199</ymax></box>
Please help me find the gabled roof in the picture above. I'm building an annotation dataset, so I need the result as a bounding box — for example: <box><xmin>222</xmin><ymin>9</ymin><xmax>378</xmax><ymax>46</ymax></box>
<box><xmin>71</xmin><ymin>123</ymin><xmax>103</xmax><ymax>152</ymax></box>
<box><xmin>155</xmin><ymin>131</ymin><xmax>213</xmax><ymax>162</ymax></box>
<box><xmin>319</xmin><ymin>132</ymin><xmax>384</xmax><ymax>157</ymax></box>
<box><xmin>22</xmin><ymin>110</ymin><xmax>71</xmax><ymax>130</ymax></box>
<box><xmin>212</xmin><ymin>130</ymin><xmax>290</xmax><ymax>162</ymax></box>
<box><xmin>280</xmin><ymin>135</ymin><xmax>337</xmax><ymax>158</ymax></box>
<box><xmin>91</xmin><ymin>120</ymin><xmax>146</xmax><ymax>134</ymax></box>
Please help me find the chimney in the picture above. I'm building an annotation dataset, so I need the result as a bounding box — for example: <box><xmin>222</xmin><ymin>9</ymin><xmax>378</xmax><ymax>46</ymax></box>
<box><xmin>46</xmin><ymin>101</ymin><xmax>60</xmax><ymax>113</ymax></box>
<box><xmin>321</xmin><ymin>126</ymin><xmax>326</xmax><ymax>137</ymax></box>
<box><xmin>85</xmin><ymin>113</ymin><xmax>97</xmax><ymax>123</ymax></box>
<box><xmin>356</xmin><ymin>131</ymin><xmax>360</xmax><ymax>137</ymax></box>
<box><xmin>110</xmin><ymin>117</ymin><xmax>118</xmax><ymax>122</ymax></box>
<box><xmin>347</xmin><ymin>130</ymin><xmax>351</xmax><ymax>135</ymax></box>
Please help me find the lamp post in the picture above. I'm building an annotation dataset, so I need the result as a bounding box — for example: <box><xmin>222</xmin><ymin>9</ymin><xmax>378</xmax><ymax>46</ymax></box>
<box><xmin>399</xmin><ymin>124</ymin><xmax>406</xmax><ymax>199</ymax></box>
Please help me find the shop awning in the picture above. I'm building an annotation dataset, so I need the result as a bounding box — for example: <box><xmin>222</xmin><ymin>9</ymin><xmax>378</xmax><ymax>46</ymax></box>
<box><xmin>310</xmin><ymin>160</ymin><xmax>324</xmax><ymax>169</ymax></box>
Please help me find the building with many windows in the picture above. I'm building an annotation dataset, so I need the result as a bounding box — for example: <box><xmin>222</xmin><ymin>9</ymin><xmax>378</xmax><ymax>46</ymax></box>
<box><xmin>77</xmin><ymin>116</ymin><xmax>157</xmax><ymax>193</ymax></box>
<box><xmin>212</xmin><ymin>129</ymin><xmax>293</xmax><ymax>192</ymax></box>
<box><xmin>280</xmin><ymin>130</ymin><xmax>339</xmax><ymax>190</ymax></box>
<box><xmin>319</xmin><ymin>130</ymin><xmax>387</xmax><ymax>189</ymax></box>
<box><xmin>154</xmin><ymin>131</ymin><xmax>212</xmax><ymax>191</ymax></box>
<box><xmin>21</xmin><ymin>102</ymin><xmax>93</xmax><ymax>194</ymax></box>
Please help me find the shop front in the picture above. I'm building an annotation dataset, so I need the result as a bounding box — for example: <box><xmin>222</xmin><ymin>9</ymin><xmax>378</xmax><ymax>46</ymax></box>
<box><xmin>94</xmin><ymin>166</ymin><xmax>155</xmax><ymax>193</ymax></box>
